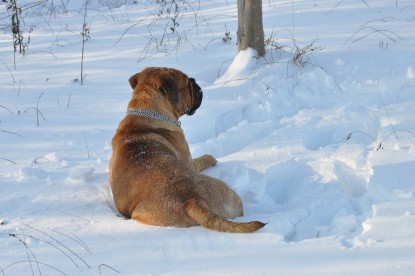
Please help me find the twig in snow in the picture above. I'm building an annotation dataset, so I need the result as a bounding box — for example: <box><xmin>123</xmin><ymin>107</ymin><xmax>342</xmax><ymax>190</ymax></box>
<box><xmin>0</xmin><ymin>104</ymin><xmax>15</xmax><ymax>115</ymax></box>
<box><xmin>0</xmin><ymin>157</ymin><xmax>17</xmax><ymax>164</ymax></box>
<box><xmin>292</xmin><ymin>37</ymin><xmax>323</xmax><ymax>67</ymax></box>
<box><xmin>9</xmin><ymin>233</ymin><xmax>41</xmax><ymax>275</ymax></box>
<box><xmin>1</xmin><ymin>260</ymin><xmax>65</xmax><ymax>275</ymax></box>
<box><xmin>382</xmin><ymin>99</ymin><xmax>398</xmax><ymax>141</ymax></box>
<box><xmin>83</xmin><ymin>131</ymin><xmax>90</xmax><ymax>158</ymax></box>
<box><xmin>342</xmin><ymin>129</ymin><xmax>415</xmax><ymax>151</ymax></box>
<box><xmin>71</xmin><ymin>231</ymin><xmax>91</xmax><ymax>253</ymax></box>
<box><xmin>345</xmin><ymin>17</ymin><xmax>401</xmax><ymax>45</ymax></box>
<box><xmin>0</xmin><ymin>129</ymin><xmax>22</xmax><ymax>137</ymax></box>
<box><xmin>217</xmin><ymin>59</ymin><xmax>232</xmax><ymax>78</ymax></box>
<box><xmin>48</xmin><ymin>228</ymin><xmax>92</xmax><ymax>255</ymax></box>
<box><xmin>23</xmin><ymin>91</ymin><xmax>46</xmax><ymax>127</ymax></box>
<box><xmin>327</xmin><ymin>0</ymin><xmax>369</xmax><ymax>14</ymax></box>
<box><xmin>57</xmin><ymin>210</ymin><xmax>93</xmax><ymax>223</ymax></box>
<box><xmin>67</xmin><ymin>92</ymin><xmax>72</xmax><ymax>109</ymax></box>
<box><xmin>0</xmin><ymin>58</ymin><xmax>15</xmax><ymax>84</ymax></box>
<box><xmin>114</xmin><ymin>19</ymin><xmax>147</xmax><ymax>46</ymax></box>
<box><xmin>23</xmin><ymin>107</ymin><xmax>45</xmax><ymax>126</ymax></box>
<box><xmin>12</xmin><ymin>232</ymin><xmax>79</xmax><ymax>268</ymax></box>
<box><xmin>257</xmin><ymin>82</ymin><xmax>272</xmax><ymax>121</ymax></box>
<box><xmin>22</xmin><ymin>223</ymin><xmax>91</xmax><ymax>268</ymax></box>
<box><xmin>99</xmin><ymin>264</ymin><xmax>120</xmax><ymax>274</ymax></box>
<box><xmin>377</xmin><ymin>130</ymin><xmax>415</xmax><ymax>150</ymax></box>
<box><xmin>80</xmin><ymin>0</ymin><xmax>89</xmax><ymax>85</ymax></box>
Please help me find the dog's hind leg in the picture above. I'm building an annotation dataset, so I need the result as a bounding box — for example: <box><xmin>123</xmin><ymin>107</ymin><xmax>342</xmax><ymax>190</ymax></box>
<box><xmin>131</xmin><ymin>201</ymin><xmax>195</xmax><ymax>228</ymax></box>
<box><xmin>195</xmin><ymin>175</ymin><xmax>244</xmax><ymax>219</ymax></box>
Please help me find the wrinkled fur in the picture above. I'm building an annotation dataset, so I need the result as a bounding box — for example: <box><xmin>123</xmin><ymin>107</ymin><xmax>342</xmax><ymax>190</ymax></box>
<box><xmin>109</xmin><ymin>67</ymin><xmax>265</xmax><ymax>233</ymax></box>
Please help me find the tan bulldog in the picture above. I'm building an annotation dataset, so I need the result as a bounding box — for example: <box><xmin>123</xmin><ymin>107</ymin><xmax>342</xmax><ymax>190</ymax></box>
<box><xmin>109</xmin><ymin>67</ymin><xmax>265</xmax><ymax>233</ymax></box>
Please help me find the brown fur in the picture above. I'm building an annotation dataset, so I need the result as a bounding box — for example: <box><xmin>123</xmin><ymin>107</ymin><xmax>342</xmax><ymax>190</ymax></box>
<box><xmin>109</xmin><ymin>67</ymin><xmax>265</xmax><ymax>233</ymax></box>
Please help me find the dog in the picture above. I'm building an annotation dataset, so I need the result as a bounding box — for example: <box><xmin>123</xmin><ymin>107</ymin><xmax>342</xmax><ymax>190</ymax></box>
<box><xmin>109</xmin><ymin>67</ymin><xmax>265</xmax><ymax>233</ymax></box>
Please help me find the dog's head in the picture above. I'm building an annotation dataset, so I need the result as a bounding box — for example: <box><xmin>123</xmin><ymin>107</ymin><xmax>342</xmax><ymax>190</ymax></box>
<box><xmin>128</xmin><ymin>67</ymin><xmax>203</xmax><ymax>116</ymax></box>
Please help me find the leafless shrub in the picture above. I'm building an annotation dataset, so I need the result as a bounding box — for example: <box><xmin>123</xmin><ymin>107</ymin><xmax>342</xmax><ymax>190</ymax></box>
<box><xmin>3</xmin><ymin>0</ymin><xmax>46</xmax><ymax>68</ymax></box>
<box><xmin>264</xmin><ymin>29</ymin><xmax>287</xmax><ymax>52</ymax></box>
<box><xmin>292</xmin><ymin>37</ymin><xmax>323</xmax><ymax>67</ymax></box>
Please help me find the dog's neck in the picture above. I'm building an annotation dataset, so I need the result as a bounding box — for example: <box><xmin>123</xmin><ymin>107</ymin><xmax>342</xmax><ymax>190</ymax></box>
<box><xmin>128</xmin><ymin>87</ymin><xmax>183</xmax><ymax>120</ymax></box>
<box><xmin>127</xmin><ymin>108</ymin><xmax>181</xmax><ymax>127</ymax></box>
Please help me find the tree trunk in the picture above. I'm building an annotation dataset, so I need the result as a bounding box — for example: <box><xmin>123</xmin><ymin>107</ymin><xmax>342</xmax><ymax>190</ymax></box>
<box><xmin>237</xmin><ymin>0</ymin><xmax>265</xmax><ymax>57</ymax></box>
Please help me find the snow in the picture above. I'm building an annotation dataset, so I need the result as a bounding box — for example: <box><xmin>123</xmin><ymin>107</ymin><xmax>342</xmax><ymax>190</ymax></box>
<box><xmin>1</xmin><ymin>0</ymin><xmax>415</xmax><ymax>275</ymax></box>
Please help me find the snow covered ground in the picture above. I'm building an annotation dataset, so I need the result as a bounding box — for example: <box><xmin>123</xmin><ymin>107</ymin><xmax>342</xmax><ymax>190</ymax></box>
<box><xmin>1</xmin><ymin>0</ymin><xmax>414</xmax><ymax>274</ymax></box>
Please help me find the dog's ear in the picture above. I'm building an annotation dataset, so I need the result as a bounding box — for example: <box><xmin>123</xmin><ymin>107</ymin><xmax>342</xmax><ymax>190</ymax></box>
<box><xmin>128</xmin><ymin>72</ymin><xmax>141</xmax><ymax>89</ymax></box>
<box><xmin>159</xmin><ymin>73</ymin><xmax>180</xmax><ymax>108</ymax></box>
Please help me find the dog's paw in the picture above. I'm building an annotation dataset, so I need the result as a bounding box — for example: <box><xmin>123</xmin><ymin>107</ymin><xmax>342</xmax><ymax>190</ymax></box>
<box><xmin>193</xmin><ymin>155</ymin><xmax>217</xmax><ymax>172</ymax></box>
<box><xmin>202</xmin><ymin>154</ymin><xmax>217</xmax><ymax>167</ymax></box>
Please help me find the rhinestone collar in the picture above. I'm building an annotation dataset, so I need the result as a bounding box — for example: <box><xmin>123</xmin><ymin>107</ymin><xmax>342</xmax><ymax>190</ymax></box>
<box><xmin>127</xmin><ymin>108</ymin><xmax>181</xmax><ymax>127</ymax></box>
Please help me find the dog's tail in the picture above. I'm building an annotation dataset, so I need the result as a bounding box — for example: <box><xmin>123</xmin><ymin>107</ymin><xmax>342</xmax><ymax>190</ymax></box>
<box><xmin>184</xmin><ymin>198</ymin><xmax>265</xmax><ymax>233</ymax></box>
